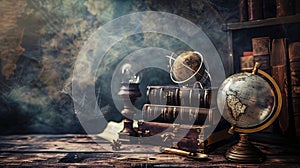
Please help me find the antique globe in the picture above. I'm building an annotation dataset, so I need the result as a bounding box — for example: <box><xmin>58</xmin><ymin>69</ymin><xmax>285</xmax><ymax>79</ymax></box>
<box><xmin>169</xmin><ymin>51</ymin><xmax>210</xmax><ymax>87</ymax></box>
<box><xmin>217</xmin><ymin>63</ymin><xmax>282</xmax><ymax>163</ymax></box>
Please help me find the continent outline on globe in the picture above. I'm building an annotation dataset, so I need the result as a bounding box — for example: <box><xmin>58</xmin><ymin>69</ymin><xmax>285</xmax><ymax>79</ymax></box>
<box><xmin>226</xmin><ymin>93</ymin><xmax>247</xmax><ymax>121</ymax></box>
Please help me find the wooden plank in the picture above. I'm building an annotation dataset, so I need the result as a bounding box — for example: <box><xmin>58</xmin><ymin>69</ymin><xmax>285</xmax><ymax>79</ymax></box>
<box><xmin>0</xmin><ymin>134</ymin><xmax>108</xmax><ymax>153</ymax></box>
<box><xmin>0</xmin><ymin>134</ymin><xmax>300</xmax><ymax>167</ymax></box>
<box><xmin>1</xmin><ymin>152</ymin><xmax>300</xmax><ymax>167</ymax></box>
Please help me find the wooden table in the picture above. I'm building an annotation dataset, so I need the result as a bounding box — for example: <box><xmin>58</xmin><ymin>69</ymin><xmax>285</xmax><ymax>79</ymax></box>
<box><xmin>0</xmin><ymin>134</ymin><xmax>299</xmax><ymax>167</ymax></box>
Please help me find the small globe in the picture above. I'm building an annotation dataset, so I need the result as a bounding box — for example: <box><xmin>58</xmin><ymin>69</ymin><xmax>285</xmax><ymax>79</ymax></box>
<box><xmin>170</xmin><ymin>51</ymin><xmax>208</xmax><ymax>85</ymax></box>
<box><xmin>217</xmin><ymin>70</ymin><xmax>281</xmax><ymax>132</ymax></box>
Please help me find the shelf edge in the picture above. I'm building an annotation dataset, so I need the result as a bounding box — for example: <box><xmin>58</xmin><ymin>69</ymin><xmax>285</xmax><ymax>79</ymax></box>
<box><xmin>225</xmin><ymin>14</ymin><xmax>300</xmax><ymax>30</ymax></box>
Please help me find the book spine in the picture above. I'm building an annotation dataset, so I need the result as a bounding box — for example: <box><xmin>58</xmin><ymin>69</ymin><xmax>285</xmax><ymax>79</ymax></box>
<box><xmin>179</xmin><ymin>88</ymin><xmax>217</xmax><ymax>108</ymax></box>
<box><xmin>276</xmin><ymin>0</ymin><xmax>296</xmax><ymax>17</ymax></box>
<box><xmin>253</xmin><ymin>54</ymin><xmax>271</xmax><ymax>74</ymax></box>
<box><xmin>248</xmin><ymin>0</ymin><xmax>263</xmax><ymax>21</ymax></box>
<box><xmin>270</xmin><ymin>38</ymin><xmax>290</xmax><ymax>133</ymax></box>
<box><xmin>252</xmin><ymin>37</ymin><xmax>270</xmax><ymax>56</ymax></box>
<box><xmin>289</xmin><ymin>42</ymin><xmax>300</xmax><ymax>137</ymax></box>
<box><xmin>240</xmin><ymin>54</ymin><xmax>272</xmax><ymax>73</ymax></box>
<box><xmin>252</xmin><ymin>37</ymin><xmax>271</xmax><ymax>73</ymax></box>
<box><xmin>142</xmin><ymin>104</ymin><xmax>219</xmax><ymax>125</ymax></box>
<box><xmin>146</xmin><ymin>86</ymin><xmax>217</xmax><ymax>108</ymax></box>
<box><xmin>146</xmin><ymin>86</ymin><xmax>180</xmax><ymax>106</ymax></box>
<box><xmin>239</xmin><ymin>0</ymin><xmax>249</xmax><ymax>22</ymax></box>
<box><xmin>240</xmin><ymin>55</ymin><xmax>254</xmax><ymax>71</ymax></box>
<box><xmin>263</xmin><ymin>0</ymin><xmax>277</xmax><ymax>18</ymax></box>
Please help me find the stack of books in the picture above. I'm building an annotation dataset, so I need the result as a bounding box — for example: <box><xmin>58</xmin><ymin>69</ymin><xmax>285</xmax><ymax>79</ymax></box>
<box><xmin>137</xmin><ymin>85</ymin><xmax>230</xmax><ymax>153</ymax></box>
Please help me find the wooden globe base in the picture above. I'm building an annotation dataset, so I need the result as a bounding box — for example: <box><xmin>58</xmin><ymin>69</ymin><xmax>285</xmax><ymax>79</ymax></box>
<box><xmin>225</xmin><ymin>134</ymin><xmax>265</xmax><ymax>163</ymax></box>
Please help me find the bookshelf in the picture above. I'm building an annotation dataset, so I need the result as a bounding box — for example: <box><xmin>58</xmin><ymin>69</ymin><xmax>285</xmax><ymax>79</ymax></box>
<box><xmin>224</xmin><ymin>14</ymin><xmax>300</xmax><ymax>138</ymax></box>
<box><xmin>225</xmin><ymin>14</ymin><xmax>300</xmax><ymax>30</ymax></box>
<box><xmin>224</xmin><ymin>14</ymin><xmax>300</xmax><ymax>75</ymax></box>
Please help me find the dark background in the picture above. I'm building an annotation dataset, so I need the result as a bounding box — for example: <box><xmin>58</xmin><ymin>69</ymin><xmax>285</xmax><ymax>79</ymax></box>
<box><xmin>0</xmin><ymin>0</ymin><xmax>239</xmax><ymax>134</ymax></box>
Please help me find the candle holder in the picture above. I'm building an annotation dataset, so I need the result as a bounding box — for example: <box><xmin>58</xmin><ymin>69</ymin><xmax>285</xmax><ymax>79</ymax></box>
<box><xmin>118</xmin><ymin>82</ymin><xmax>141</xmax><ymax>143</ymax></box>
<box><xmin>117</xmin><ymin>63</ymin><xmax>142</xmax><ymax>143</ymax></box>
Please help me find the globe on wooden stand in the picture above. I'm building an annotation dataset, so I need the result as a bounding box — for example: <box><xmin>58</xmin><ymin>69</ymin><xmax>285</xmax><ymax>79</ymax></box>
<box><xmin>217</xmin><ymin>62</ymin><xmax>282</xmax><ymax>163</ymax></box>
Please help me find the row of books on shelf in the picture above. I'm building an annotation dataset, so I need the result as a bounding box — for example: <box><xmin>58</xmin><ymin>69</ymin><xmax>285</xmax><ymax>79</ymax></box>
<box><xmin>240</xmin><ymin>36</ymin><xmax>300</xmax><ymax>136</ymax></box>
<box><xmin>239</xmin><ymin>0</ymin><xmax>300</xmax><ymax>22</ymax></box>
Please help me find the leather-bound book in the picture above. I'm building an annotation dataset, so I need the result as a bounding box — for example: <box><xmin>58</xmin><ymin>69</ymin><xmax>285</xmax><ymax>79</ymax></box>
<box><xmin>142</xmin><ymin>104</ymin><xmax>220</xmax><ymax>125</ymax></box>
<box><xmin>248</xmin><ymin>0</ymin><xmax>263</xmax><ymax>20</ymax></box>
<box><xmin>239</xmin><ymin>0</ymin><xmax>249</xmax><ymax>22</ymax></box>
<box><xmin>252</xmin><ymin>37</ymin><xmax>270</xmax><ymax>56</ymax></box>
<box><xmin>146</xmin><ymin>86</ymin><xmax>217</xmax><ymax>108</ymax></box>
<box><xmin>289</xmin><ymin>42</ymin><xmax>300</xmax><ymax>86</ymax></box>
<box><xmin>146</xmin><ymin>86</ymin><xmax>180</xmax><ymax>106</ymax></box>
<box><xmin>252</xmin><ymin>37</ymin><xmax>271</xmax><ymax>74</ymax></box>
<box><xmin>240</xmin><ymin>52</ymin><xmax>254</xmax><ymax>71</ymax></box>
<box><xmin>263</xmin><ymin>0</ymin><xmax>277</xmax><ymax>18</ymax></box>
<box><xmin>288</xmin><ymin>42</ymin><xmax>300</xmax><ymax>137</ymax></box>
<box><xmin>254</xmin><ymin>54</ymin><xmax>271</xmax><ymax>74</ymax></box>
<box><xmin>240</xmin><ymin>55</ymin><xmax>254</xmax><ymax>71</ymax></box>
<box><xmin>270</xmin><ymin>38</ymin><xmax>290</xmax><ymax>133</ymax></box>
<box><xmin>276</xmin><ymin>0</ymin><xmax>296</xmax><ymax>17</ymax></box>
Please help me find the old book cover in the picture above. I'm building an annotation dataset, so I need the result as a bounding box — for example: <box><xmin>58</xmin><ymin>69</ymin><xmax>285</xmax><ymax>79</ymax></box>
<box><xmin>146</xmin><ymin>86</ymin><xmax>217</xmax><ymax>108</ymax></box>
<box><xmin>289</xmin><ymin>42</ymin><xmax>300</xmax><ymax>85</ymax></box>
<box><xmin>263</xmin><ymin>0</ymin><xmax>277</xmax><ymax>18</ymax></box>
<box><xmin>252</xmin><ymin>37</ymin><xmax>270</xmax><ymax>56</ymax></box>
<box><xmin>276</xmin><ymin>0</ymin><xmax>296</xmax><ymax>17</ymax></box>
<box><xmin>146</xmin><ymin>86</ymin><xmax>180</xmax><ymax>106</ymax></box>
<box><xmin>142</xmin><ymin>104</ymin><xmax>220</xmax><ymax>125</ymax></box>
<box><xmin>240</xmin><ymin>55</ymin><xmax>254</xmax><ymax>71</ymax></box>
<box><xmin>254</xmin><ymin>54</ymin><xmax>271</xmax><ymax>73</ymax></box>
<box><xmin>239</xmin><ymin>0</ymin><xmax>248</xmax><ymax>22</ymax></box>
<box><xmin>289</xmin><ymin>42</ymin><xmax>300</xmax><ymax>137</ymax></box>
<box><xmin>270</xmin><ymin>38</ymin><xmax>290</xmax><ymax>133</ymax></box>
<box><xmin>248</xmin><ymin>0</ymin><xmax>263</xmax><ymax>20</ymax></box>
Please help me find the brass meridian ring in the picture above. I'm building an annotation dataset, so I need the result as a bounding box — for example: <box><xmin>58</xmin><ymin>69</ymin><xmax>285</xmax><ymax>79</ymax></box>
<box><xmin>234</xmin><ymin>69</ymin><xmax>282</xmax><ymax>133</ymax></box>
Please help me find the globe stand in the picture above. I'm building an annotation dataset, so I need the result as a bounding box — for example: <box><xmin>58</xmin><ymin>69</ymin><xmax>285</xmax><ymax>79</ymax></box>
<box><xmin>218</xmin><ymin>62</ymin><xmax>282</xmax><ymax>163</ymax></box>
<box><xmin>225</xmin><ymin>134</ymin><xmax>265</xmax><ymax>163</ymax></box>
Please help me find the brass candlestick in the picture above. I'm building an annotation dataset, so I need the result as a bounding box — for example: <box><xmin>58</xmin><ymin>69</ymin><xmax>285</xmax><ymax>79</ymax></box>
<box><xmin>117</xmin><ymin>63</ymin><xmax>142</xmax><ymax>143</ymax></box>
<box><xmin>118</xmin><ymin>82</ymin><xmax>141</xmax><ymax>143</ymax></box>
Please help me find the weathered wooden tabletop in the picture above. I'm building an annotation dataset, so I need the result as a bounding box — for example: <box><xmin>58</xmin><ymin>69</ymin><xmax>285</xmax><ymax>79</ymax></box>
<box><xmin>0</xmin><ymin>134</ymin><xmax>299</xmax><ymax>167</ymax></box>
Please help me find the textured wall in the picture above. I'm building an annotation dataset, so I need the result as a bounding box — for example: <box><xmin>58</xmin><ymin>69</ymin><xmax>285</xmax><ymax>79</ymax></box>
<box><xmin>0</xmin><ymin>0</ymin><xmax>238</xmax><ymax>134</ymax></box>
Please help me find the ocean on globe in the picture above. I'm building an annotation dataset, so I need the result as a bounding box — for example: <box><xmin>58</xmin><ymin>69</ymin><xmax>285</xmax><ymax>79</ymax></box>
<box><xmin>169</xmin><ymin>51</ymin><xmax>210</xmax><ymax>87</ymax></box>
<box><xmin>217</xmin><ymin>72</ymin><xmax>276</xmax><ymax>129</ymax></box>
